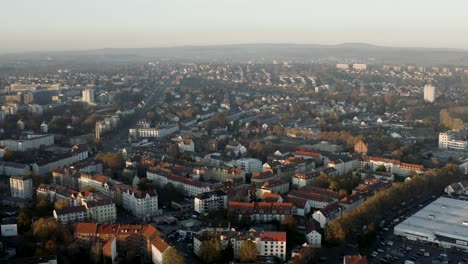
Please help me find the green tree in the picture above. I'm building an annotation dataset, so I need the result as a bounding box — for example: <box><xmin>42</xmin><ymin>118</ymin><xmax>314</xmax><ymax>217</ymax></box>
<box><xmin>238</xmin><ymin>240</ymin><xmax>259</xmax><ymax>263</ymax></box>
<box><xmin>162</xmin><ymin>247</ymin><xmax>185</xmax><ymax>264</ymax></box>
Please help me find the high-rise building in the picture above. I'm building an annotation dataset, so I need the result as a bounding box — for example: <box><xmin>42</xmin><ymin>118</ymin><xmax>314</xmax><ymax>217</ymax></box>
<box><xmin>423</xmin><ymin>84</ymin><xmax>436</xmax><ymax>103</ymax></box>
<box><xmin>82</xmin><ymin>89</ymin><xmax>95</xmax><ymax>103</ymax></box>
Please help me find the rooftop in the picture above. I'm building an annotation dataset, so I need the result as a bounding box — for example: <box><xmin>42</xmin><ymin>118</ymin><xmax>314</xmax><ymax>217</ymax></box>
<box><xmin>394</xmin><ymin>197</ymin><xmax>468</xmax><ymax>242</ymax></box>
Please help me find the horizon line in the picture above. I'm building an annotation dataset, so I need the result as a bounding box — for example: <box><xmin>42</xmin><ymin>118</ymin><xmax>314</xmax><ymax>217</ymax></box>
<box><xmin>1</xmin><ymin>42</ymin><xmax>467</xmax><ymax>56</ymax></box>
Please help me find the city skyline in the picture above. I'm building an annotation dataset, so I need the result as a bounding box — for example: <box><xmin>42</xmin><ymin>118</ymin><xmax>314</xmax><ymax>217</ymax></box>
<box><xmin>1</xmin><ymin>0</ymin><xmax>468</xmax><ymax>54</ymax></box>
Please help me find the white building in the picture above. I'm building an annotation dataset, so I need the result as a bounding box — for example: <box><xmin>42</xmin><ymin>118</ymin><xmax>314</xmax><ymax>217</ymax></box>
<box><xmin>129</xmin><ymin>125</ymin><xmax>179</xmax><ymax>139</ymax></box>
<box><xmin>10</xmin><ymin>175</ymin><xmax>33</xmax><ymax>199</ymax></box>
<box><xmin>336</xmin><ymin>64</ymin><xmax>349</xmax><ymax>70</ymax></box>
<box><xmin>234</xmin><ymin>158</ymin><xmax>262</xmax><ymax>174</ymax></box>
<box><xmin>194</xmin><ymin>190</ymin><xmax>228</xmax><ymax>214</ymax></box>
<box><xmin>194</xmin><ymin>231</ymin><xmax>287</xmax><ymax>261</ymax></box>
<box><xmin>82</xmin><ymin>89</ymin><xmax>95</xmax><ymax>103</ymax></box>
<box><xmin>0</xmin><ymin>134</ymin><xmax>54</xmax><ymax>151</ymax></box>
<box><xmin>1</xmin><ymin>217</ymin><xmax>18</xmax><ymax>237</ymax></box>
<box><xmin>439</xmin><ymin>130</ymin><xmax>468</xmax><ymax>150</ymax></box>
<box><xmin>40</xmin><ymin>122</ymin><xmax>48</xmax><ymax>133</ymax></box>
<box><xmin>122</xmin><ymin>189</ymin><xmax>159</xmax><ymax>219</ymax></box>
<box><xmin>83</xmin><ymin>199</ymin><xmax>117</xmax><ymax>223</ymax></box>
<box><xmin>53</xmin><ymin>205</ymin><xmax>89</xmax><ymax>224</ymax></box>
<box><xmin>151</xmin><ymin>236</ymin><xmax>170</xmax><ymax>264</ymax></box>
<box><xmin>423</xmin><ymin>84</ymin><xmax>436</xmax><ymax>103</ymax></box>
<box><xmin>1</xmin><ymin>161</ymin><xmax>31</xmax><ymax>176</ymax></box>
<box><xmin>147</xmin><ymin>169</ymin><xmax>213</xmax><ymax>197</ymax></box>
<box><xmin>394</xmin><ymin>197</ymin><xmax>468</xmax><ymax>250</ymax></box>
<box><xmin>306</xmin><ymin>230</ymin><xmax>322</xmax><ymax>248</ymax></box>
<box><xmin>352</xmin><ymin>64</ymin><xmax>367</xmax><ymax>71</ymax></box>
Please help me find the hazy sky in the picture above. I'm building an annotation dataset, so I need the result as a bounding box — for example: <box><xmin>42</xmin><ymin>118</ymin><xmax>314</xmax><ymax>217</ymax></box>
<box><xmin>1</xmin><ymin>0</ymin><xmax>467</xmax><ymax>53</ymax></box>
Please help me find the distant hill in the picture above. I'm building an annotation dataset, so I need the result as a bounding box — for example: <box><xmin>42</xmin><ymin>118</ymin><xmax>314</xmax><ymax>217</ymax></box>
<box><xmin>1</xmin><ymin>43</ymin><xmax>468</xmax><ymax>66</ymax></box>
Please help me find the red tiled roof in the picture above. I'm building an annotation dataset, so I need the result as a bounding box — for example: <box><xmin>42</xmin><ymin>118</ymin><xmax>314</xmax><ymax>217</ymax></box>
<box><xmin>294</xmin><ymin>150</ymin><xmax>321</xmax><ymax>158</ymax></box>
<box><xmin>75</xmin><ymin>223</ymin><xmax>97</xmax><ymax>234</ymax></box>
<box><xmin>152</xmin><ymin>236</ymin><xmax>170</xmax><ymax>252</ymax></box>
<box><xmin>260</xmin><ymin>231</ymin><xmax>286</xmax><ymax>242</ymax></box>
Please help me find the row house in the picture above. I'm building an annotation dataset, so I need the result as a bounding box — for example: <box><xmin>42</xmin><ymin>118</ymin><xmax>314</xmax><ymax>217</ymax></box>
<box><xmin>228</xmin><ymin>201</ymin><xmax>293</xmax><ymax>223</ymax></box>
<box><xmin>52</xmin><ymin>168</ymin><xmax>80</xmax><ymax>189</ymax></box>
<box><xmin>250</xmin><ymin>170</ymin><xmax>280</xmax><ymax>185</ymax></box>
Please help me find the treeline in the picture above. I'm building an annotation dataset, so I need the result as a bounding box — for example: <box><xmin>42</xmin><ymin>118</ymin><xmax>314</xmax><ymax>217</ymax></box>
<box><xmin>325</xmin><ymin>164</ymin><xmax>464</xmax><ymax>244</ymax></box>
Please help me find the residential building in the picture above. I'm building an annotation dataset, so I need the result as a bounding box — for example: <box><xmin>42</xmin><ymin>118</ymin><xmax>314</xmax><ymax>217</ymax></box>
<box><xmin>53</xmin><ymin>205</ymin><xmax>88</xmax><ymax>224</ymax></box>
<box><xmin>292</xmin><ymin>172</ymin><xmax>319</xmax><ymax>188</ymax></box>
<box><xmin>423</xmin><ymin>84</ymin><xmax>436</xmax><ymax>103</ymax></box>
<box><xmin>352</xmin><ymin>64</ymin><xmax>367</xmax><ymax>71</ymax></box>
<box><xmin>151</xmin><ymin>236</ymin><xmax>170</xmax><ymax>264</ymax></box>
<box><xmin>122</xmin><ymin>189</ymin><xmax>159</xmax><ymax>219</ymax></box>
<box><xmin>288</xmin><ymin>187</ymin><xmax>338</xmax><ymax>209</ymax></box>
<box><xmin>0</xmin><ymin>161</ymin><xmax>30</xmax><ymax>176</ymax></box>
<box><xmin>194</xmin><ymin>190</ymin><xmax>228</xmax><ymax>214</ymax></box>
<box><xmin>234</xmin><ymin>158</ymin><xmax>262</xmax><ymax>174</ymax></box>
<box><xmin>336</xmin><ymin>64</ymin><xmax>349</xmax><ymax>70</ymax></box>
<box><xmin>82</xmin><ymin>89</ymin><xmax>95</xmax><ymax>103</ymax></box>
<box><xmin>312</xmin><ymin>202</ymin><xmax>342</xmax><ymax>228</ymax></box>
<box><xmin>361</xmin><ymin>156</ymin><xmax>424</xmax><ymax>176</ymax></box>
<box><xmin>74</xmin><ymin>223</ymin><xmax>161</xmax><ymax>261</ymax></box>
<box><xmin>228</xmin><ymin>202</ymin><xmax>293</xmax><ymax>223</ymax></box>
<box><xmin>10</xmin><ymin>175</ymin><xmax>33</xmax><ymax>199</ymax></box>
<box><xmin>147</xmin><ymin>168</ymin><xmax>214</xmax><ymax>197</ymax></box>
<box><xmin>194</xmin><ymin>230</ymin><xmax>287</xmax><ymax>261</ymax></box>
<box><xmin>83</xmin><ymin>199</ymin><xmax>117</xmax><ymax>223</ymax></box>
<box><xmin>0</xmin><ymin>134</ymin><xmax>54</xmax><ymax>151</ymax></box>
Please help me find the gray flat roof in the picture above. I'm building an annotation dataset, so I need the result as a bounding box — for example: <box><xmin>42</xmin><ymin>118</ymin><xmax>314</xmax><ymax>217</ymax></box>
<box><xmin>395</xmin><ymin>197</ymin><xmax>468</xmax><ymax>241</ymax></box>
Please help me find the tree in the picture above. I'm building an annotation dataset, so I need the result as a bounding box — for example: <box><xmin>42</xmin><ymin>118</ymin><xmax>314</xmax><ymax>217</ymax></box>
<box><xmin>54</xmin><ymin>199</ymin><xmax>70</xmax><ymax>210</ymax></box>
<box><xmin>162</xmin><ymin>247</ymin><xmax>185</xmax><ymax>264</ymax></box>
<box><xmin>44</xmin><ymin>240</ymin><xmax>57</xmax><ymax>254</ymax></box>
<box><xmin>32</xmin><ymin>217</ymin><xmax>62</xmax><ymax>242</ymax></box>
<box><xmin>2</xmin><ymin>149</ymin><xmax>14</xmax><ymax>161</ymax></box>
<box><xmin>238</xmin><ymin>240</ymin><xmax>259</xmax><ymax>263</ymax></box>
<box><xmin>17</xmin><ymin>208</ymin><xmax>31</xmax><ymax>233</ymax></box>
<box><xmin>281</xmin><ymin>215</ymin><xmax>297</xmax><ymax>232</ymax></box>
<box><xmin>324</xmin><ymin>220</ymin><xmax>346</xmax><ymax>245</ymax></box>
<box><xmin>198</xmin><ymin>238</ymin><xmax>222</xmax><ymax>263</ymax></box>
